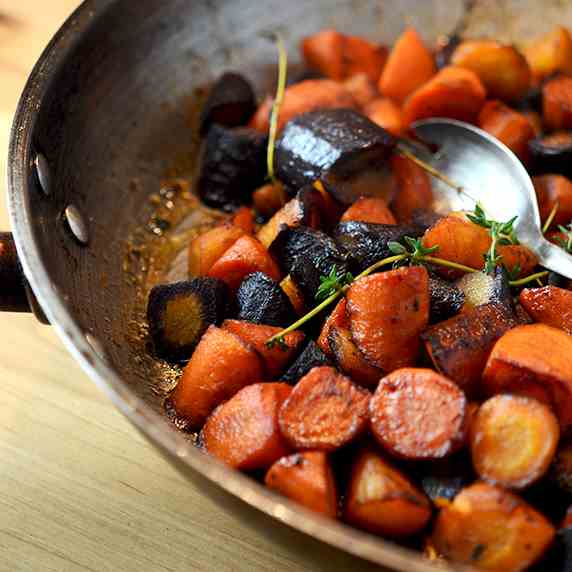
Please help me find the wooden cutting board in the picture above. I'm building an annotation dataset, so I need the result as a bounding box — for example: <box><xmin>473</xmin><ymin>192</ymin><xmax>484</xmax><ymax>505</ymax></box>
<box><xmin>0</xmin><ymin>4</ymin><xmax>372</xmax><ymax>570</ymax></box>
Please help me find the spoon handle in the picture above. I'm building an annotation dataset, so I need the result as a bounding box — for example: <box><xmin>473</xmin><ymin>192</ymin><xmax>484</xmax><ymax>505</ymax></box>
<box><xmin>536</xmin><ymin>238</ymin><xmax>572</xmax><ymax>280</ymax></box>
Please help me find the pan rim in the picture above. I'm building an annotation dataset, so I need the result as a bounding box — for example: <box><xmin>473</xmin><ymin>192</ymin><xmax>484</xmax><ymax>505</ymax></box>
<box><xmin>6</xmin><ymin>2</ymin><xmax>463</xmax><ymax>570</ymax></box>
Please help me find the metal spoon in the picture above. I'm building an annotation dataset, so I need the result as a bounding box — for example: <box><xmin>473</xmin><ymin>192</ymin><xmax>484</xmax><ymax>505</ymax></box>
<box><xmin>410</xmin><ymin>118</ymin><xmax>572</xmax><ymax>279</ymax></box>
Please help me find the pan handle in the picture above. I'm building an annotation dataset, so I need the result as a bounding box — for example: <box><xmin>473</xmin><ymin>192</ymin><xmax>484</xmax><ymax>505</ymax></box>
<box><xmin>0</xmin><ymin>232</ymin><xmax>49</xmax><ymax>323</ymax></box>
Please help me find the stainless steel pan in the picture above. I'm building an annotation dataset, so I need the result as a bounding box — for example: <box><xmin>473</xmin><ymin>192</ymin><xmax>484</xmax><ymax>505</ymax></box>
<box><xmin>5</xmin><ymin>1</ymin><xmax>572</xmax><ymax>569</ymax></box>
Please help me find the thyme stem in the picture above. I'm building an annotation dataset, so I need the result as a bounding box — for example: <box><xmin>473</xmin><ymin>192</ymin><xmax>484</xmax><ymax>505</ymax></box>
<box><xmin>542</xmin><ymin>201</ymin><xmax>559</xmax><ymax>235</ymax></box>
<box><xmin>421</xmin><ymin>256</ymin><xmax>480</xmax><ymax>274</ymax></box>
<box><xmin>509</xmin><ymin>270</ymin><xmax>549</xmax><ymax>287</ymax></box>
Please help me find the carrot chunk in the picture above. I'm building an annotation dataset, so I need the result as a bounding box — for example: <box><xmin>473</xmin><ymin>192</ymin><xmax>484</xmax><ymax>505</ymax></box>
<box><xmin>188</xmin><ymin>223</ymin><xmax>245</xmax><ymax>276</ymax></box>
<box><xmin>327</xmin><ymin>326</ymin><xmax>382</xmax><ymax>388</ymax></box>
<box><xmin>343</xmin><ymin>74</ymin><xmax>378</xmax><ymax>109</ymax></box>
<box><xmin>470</xmin><ymin>395</ymin><xmax>559</xmax><ymax>489</ymax></box>
<box><xmin>379</xmin><ymin>27</ymin><xmax>436</xmax><ymax>103</ymax></box>
<box><xmin>543</xmin><ymin>75</ymin><xmax>572</xmax><ymax>131</ymax></box>
<box><xmin>278</xmin><ymin>366</ymin><xmax>370</xmax><ymax>451</ymax></box>
<box><xmin>451</xmin><ymin>40</ymin><xmax>531</xmax><ymax>103</ymax></box>
<box><xmin>171</xmin><ymin>326</ymin><xmax>264</xmax><ymax>429</ymax></box>
<box><xmin>423</xmin><ymin>302</ymin><xmax>517</xmax><ymax>397</ymax></box>
<box><xmin>249</xmin><ymin>79</ymin><xmax>355</xmax><ymax>133</ymax></box>
<box><xmin>207</xmin><ymin>235</ymin><xmax>281</xmax><ymax>291</ymax></box>
<box><xmin>533</xmin><ymin>174</ymin><xmax>572</xmax><ymax>227</ymax></box>
<box><xmin>265</xmin><ymin>451</ymin><xmax>338</xmax><ymax>518</ymax></box>
<box><xmin>231</xmin><ymin>207</ymin><xmax>255</xmax><ymax>234</ymax></box>
<box><xmin>478</xmin><ymin>100</ymin><xmax>535</xmax><ymax>163</ymax></box>
<box><xmin>253</xmin><ymin>183</ymin><xmax>288</xmax><ymax>219</ymax></box>
<box><xmin>523</xmin><ymin>26</ymin><xmax>572</xmax><ymax>83</ymax></box>
<box><xmin>346</xmin><ymin>267</ymin><xmax>429</xmax><ymax>373</ymax></box>
<box><xmin>390</xmin><ymin>154</ymin><xmax>433</xmax><ymax>222</ymax></box>
<box><xmin>519</xmin><ymin>286</ymin><xmax>572</xmax><ymax>335</ymax></box>
<box><xmin>432</xmin><ymin>482</ymin><xmax>555</xmax><ymax>572</ymax></box>
<box><xmin>370</xmin><ymin>368</ymin><xmax>468</xmax><ymax>460</ymax></box>
<box><xmin>280</xmin><ymin>275</ymin><xmax>306</xmax><ymax>315</ymax></box>
<box><xmin>344</xmin><ymin>447</ymin><xmax>431</xmax><ymax>537</ymax></box>
<box><xmin>403</xmin><ymin>66</ymin><xmax>486</xmax><ymax>126</ymax></box>
<box><xmin>222</xmin><ymin>320</ymin><xmax>305</xmax><ymax>378</ymax></box>
<box><xmin>342</xmin><ymin>34</ymin><xmax>388</xmax><ymax>83</ymax></box>
<box><xmin>364</xmin><ymin>98</ymin><xmax>405</xmax><ymax>136</ymax></box>
<box><xmin>483</xmin><ymin>323</ymin><xmax>572</xmax><ymax>432</ymax></box>
<box><xmin>201</xmin><ymin>383</ymin><xmax>292</xmax><ymax>471</ymax></box>
<box><xmin>340</xmin><ymin>196</ymin><xmax>396</xmax><ymax>225</ymax></box>
<box><xmin>422</xmin><ymin>215</ymin><xmax>538</xmax><ymax>279</ymax></box>
<box><xmin>317</xmin><ymin>298</ymin><xmax>349</xmax><ymax>355</ymax></box>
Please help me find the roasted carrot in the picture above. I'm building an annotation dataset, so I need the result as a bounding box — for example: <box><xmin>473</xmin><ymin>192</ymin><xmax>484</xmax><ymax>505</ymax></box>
<box><xmin>422</xmin><ymin>215</ymin><xmax>538</xmax><ymax>279</ymax></box>
<box><xmin>543</xmin><ymin>75</ymin><xmax>572</xmax><ymax>131</ymax></box>
<box><xmin>402</xmin><ymin>66</ymin><xmax>487</xmax><ymax>126</ymax></box>
<box><xmin>432</xmin><ymin>482</ymin><xmax>555</xmax><ymax>572</ymax></box>
<box><xmin>390</xmin><ymin>154</ymin><xmax>434</xmax><ymax>222</ymax></box>
<box><xmin>523</xmin><ymin>26</ymin><xmax>572</xmax><ymax>83</ymax></box>
<box><xmin>188</xmin><ymin>223</ymin><xmax>245</xmax><ymax>276</ymax></box>
<box><xmin>478</xmin><ymin>100</ymin><xmax>535</xmax><ymax>163</ymax></box>
<box><xmin>483</xmin><ymin>323</ymin><xmax>572</xmax><ymax>431</ymax></box>
<box><xmin>302</xmin><ymin>29</ymin><xmax>387</xmax><ymax>83</ymax></box>
<box><xmin>222</xmin><ymin>320</ymin><xmax>305</xmax><ymax>378</ymax></box>
<box><xmin>451</xmin><ymin>40</ymin><xmax>531</xmax><ymax>103</ymax></box>
<box><xmin>253</xmin><ymin>183</ymin><xmax>288</xmax><ymax>219</ymax></box>
<box><xmin>344</xmin><ymin>447</ymin><xmax>432</xmax><ymax>537</ymax></box>
<box><xmin>201</xmin><ymin>383</ymin><xmax>292</xmax><ymax>470</ymax></box>
<box><xmin>265</xmin><ymin>451</ymin><xmax>338</xmax><ymax>518</ymax></box>
<box><xmin>312</xmin><ymin>180</ymin><xmax>344</xmax><ymax>227</ymax></box>
<box><xmin>231</xmin><ymin>207</ymin><xmax>255</xmax><ymax>234</ymax></box>
<box><xmin>523</xmin><ymin>110</ymin><xmax>543</xmax><ymax>137</ymax></box>
<box><xmin>340</xmin><ymin>196</ymin><xmax>396</xmax><ymax>225</ymax></box>
<box><xmin>470</xmin><ymin>395</ymin><xmax>559</xmax><ymax>489</ymax></box>
<box><xmin>207</xmin><ymin>235</ymin><xmax>281</xmax><ymax>291</ymax></box>
<box><xmin>278</xmin><ymin>366</ymin><xmax>370</xmax><ymax>451</ymax></box>
<box><xmin>370</xmin><ymin>368</ymin><xmax>468</xmax><ymax>460</ymax></box>
<box><xmin>423</xmin><ymin>302</ymin><xmax>517</xmax><ymax>396</ymax></box>
<box><xmin>378</xmin><ymin>27</ymin><xmax>436</xmax><ymax>103</ymax></box>
<box><xmin>519</xmin><ymin>286</ymin><xmax>572</xmax><ymax>335</ymax></box>
<box><xmin>280</xmin><ymin>275</ymin><xmax>306</xmax><ymax>315</ymax></box>
<box><xmin>249</xmin><ymin>79</ymin><xmax>355</xmax><ymax>133</ymax></box>
<box><xmin>327</xmin><ymin>326</ymin><xmax>382</xmax><ymax>388</ymax></box>
<box><xmin>317</xmin><ymin>298</ymin><xmax>349</xmax><ymax>355</ymax></box>
<box><xmin>171</xmin><ymin>326</ymin><xmax>264</xmax><ymax>429</ymax></box>
<box><xmin>343</xmin><ymin>74</ymin><xmax>378</xmax><ymax>108</ymax></box>
<box><xmin>533</xmin><ymin>174</ymin><xmax>572</xmax><ymax>227</ymax></box>
<box><xmin>364</xmin><ymin>98</ymin><xmax>405</xmax><ymax>136</ymax></box>
<box><xmin>346</xmin><ymin>267</ymin><xmax>429</xmax><ymax>372</ymax></box>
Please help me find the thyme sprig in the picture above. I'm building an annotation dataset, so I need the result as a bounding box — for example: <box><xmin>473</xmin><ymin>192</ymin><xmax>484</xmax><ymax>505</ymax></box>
<box><xmin>315</xmin><ymin>265</ymin><xmax>354</xmax><ymax>302</ymax></box>
<box><xmin>557</xmin><ymin>222</ymin><xmax>572</xmax><ymax>254</ymax></box>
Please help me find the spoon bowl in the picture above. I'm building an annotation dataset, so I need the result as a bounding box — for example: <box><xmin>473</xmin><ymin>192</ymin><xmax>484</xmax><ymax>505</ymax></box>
<box><xmin>411</xmin><ymin>118</ymin><xmax>572</xmax><ymax>280</ymax></box>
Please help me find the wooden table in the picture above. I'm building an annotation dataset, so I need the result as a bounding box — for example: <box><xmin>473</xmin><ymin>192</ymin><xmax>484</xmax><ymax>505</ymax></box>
<box><xmin>0</xmin><ymin>4</ymin><xmax>357</xmax><ymax>570</ymax></box>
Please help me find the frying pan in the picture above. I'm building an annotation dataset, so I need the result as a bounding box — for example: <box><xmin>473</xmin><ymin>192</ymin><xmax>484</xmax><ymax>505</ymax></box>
<box><xmin>4</xmin><ymin>1</ymin><xmax>572</xmax><ymax>570</ymax></box>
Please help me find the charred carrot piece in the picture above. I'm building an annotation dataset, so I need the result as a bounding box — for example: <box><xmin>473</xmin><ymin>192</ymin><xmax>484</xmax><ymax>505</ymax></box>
<box><xmin>451</xmin><ymin>40</ymin><xmax>531</xmax><ymax>103</ymax></box>
<box><xmin>533</xmin><ymin>174</ymin><xmax>572</xmax><ymax>228</ymax></box>
<box><xmin>364</xmin><ymin>98</ymin><xmax>405</xmax><ymax>136</ymax></box>
<box><xmin>478</xmin><ymin>100</ymin><xmax>535</xmax><ymax>163</ymax></box>
<box><xmin>222</xmin><ymin>320</ymin><xmax>305</xmax><ymax>378</ymax></box>
<box><xmin>422</xmin><ymin>215</ymin><xmax>538</xmax><ymax>279</ymax></box>
<box><xmin>188</xmin><ymin>223</ymin><xmax>245</xmax><ymax>276</ymax></box>
<box><xmin>523</xmin><ymin>26</ymin><xmax>572</xmax><ymax>83</ymax></box>
<box><xmin>378</xmin><ymin>27</ymin><xmax>436</xmax><ymax>103</ymax></box>
<box><xmin>402</xmin><ymin>66</ymin><xmax>486</xmax><ymax>126</ymax></box>
<box><xmin>327</xmin><ymin>326</ymin><xmax>382</xmax><ymax>389</ymax></box>
<box><xmin>343</xmin><ymin>74</ymin><xmax>378</xmax><ymax>109</ymax></box>
<box><xmin>543</xmin><ymin>75</ymin><xmax>572</xmax><ymax>131</ymax></box>
<box><xmin>390</xmin><ymin>154</ymin><xmax>433</xmax><ymax>222</ymax></box>
<box><xmin>171</xmin><ymin>326</ymin><xmax>264</xmax><ymax>429</ymax></box>
<box><xmin>201</xmin><ymin>382</ymin><xmax>292</xmax><ymax>471</ymax></box>
<box><xmin>344</xmin><ymin>447</ymin><xmax>432</xmax><ymax>537</ymax></box>
<box><xmin>483</xmin><ymin>323</ymin><xmax>572</xmax><ymax>431</ymax></box>
<box><xmin>249</xmin><ymin>79</ymin><xmax>355</xmax><ymax>133</ymax></box>
<box><xmin>370</xmin><ymin>368</ymin><xmax>468</xmax><ymax>460</ymax></box>
<box><xmin>422</xmin><ymin>302</ymin><xmax>518</xmax><ymax>396</ymax></box>
<box><xmin>432</xmin><ymin>482</ymin><xmax>555</xmax><ymax>572</ymax></box>
<box><xmin>346</xmin><ymin>267</ymin><xmax>429</xmax><ymax>373</ymax></box>
<box><xmin>340</xmin><ymin>196</ymin><xmax>396</xmax><ymax>225</ymax></box>
<box><xmin>519</xmin><ymin>286</ymin><xmax>572</xmax><ymax>335</ymax></box>
<box><xmin>278</xmin><ymin>366</ymin><xmax>370</xmax><ymax>451</ymax></box>
<box><xmin>265</xmin><ymin>451</ymin><xmax>338</xmax><ymax>518</ymax></box>
<box><xmin>316</xmin><ymin>298</ymin><xmax>349</xmax><ymax>355</ymax></box>
<box><xmin>207</xmin><ymin>235</ymin><xmax>281</xmax><ymax>291</ymax></box>
<box><xmin>470</xmin><ymin>394</ymin><xmax>559</xmax><ymax>489</ymax></box>
<box><xmin>231</xmin><ymin>207</ymin><xmax>255</xmax><ymax>234</ymax></box>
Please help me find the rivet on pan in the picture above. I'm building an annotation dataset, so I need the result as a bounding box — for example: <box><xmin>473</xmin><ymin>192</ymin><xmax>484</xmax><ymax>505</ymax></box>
<box><xmin>63</xmin><ymin>204</ymin><xmax>89</xmax><ymax>245</ymax></box>
<box><xmin>85</xmin><ymin>333</ymin><xmax>107</xmax><ymax>362</ymax></box>
<box><xmin>34</xmin><ymin>153</ymin><xmax>51</xmax><ymax>196</ymax></box>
